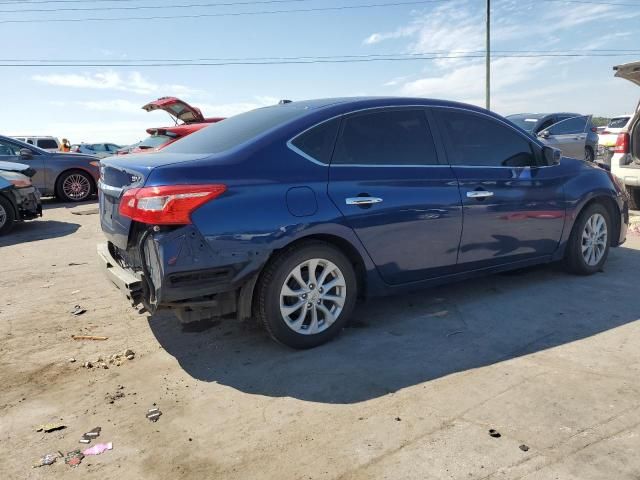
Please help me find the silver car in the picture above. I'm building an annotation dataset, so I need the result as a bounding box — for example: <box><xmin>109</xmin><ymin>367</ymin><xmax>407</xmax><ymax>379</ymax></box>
<box><xmin>0</xmin><ymin>135</ymin><xmax>100</xmax><ymax>202</ymax></box>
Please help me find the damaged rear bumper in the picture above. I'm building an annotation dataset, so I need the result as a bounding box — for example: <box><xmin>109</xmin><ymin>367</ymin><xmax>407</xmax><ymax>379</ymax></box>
<box><xmin>97</xmin><ymin>242</ymin><xmax>143</xmax><ymax>307</ymax></box>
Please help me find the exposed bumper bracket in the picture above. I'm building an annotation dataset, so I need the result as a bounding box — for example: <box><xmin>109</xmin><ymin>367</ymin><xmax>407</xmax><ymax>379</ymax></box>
<box><xmin>97</xmin><ymin>242</ymin><xmax>143</xmax><ymax>306</ymax></box>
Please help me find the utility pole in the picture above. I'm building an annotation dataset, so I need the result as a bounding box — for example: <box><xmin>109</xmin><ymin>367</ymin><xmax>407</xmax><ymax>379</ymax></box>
<box><xmin>485</xmin><ymin>0</ymin><xmax>491</xmax><ymax>110</ymax></box>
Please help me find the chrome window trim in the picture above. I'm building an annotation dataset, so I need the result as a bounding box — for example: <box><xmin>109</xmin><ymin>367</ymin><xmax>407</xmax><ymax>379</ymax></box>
<box><xmin>285</xmin><ymin>103</ymin><xmax>557</xmax><ymax>169</ymax></box>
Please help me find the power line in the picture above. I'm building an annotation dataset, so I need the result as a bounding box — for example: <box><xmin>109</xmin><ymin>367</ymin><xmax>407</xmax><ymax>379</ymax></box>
<box><xmin>2</xmin><ymin>51</ymin><xmax>639</xmax><ymax>67</ymax></box>
<box><xmin>541</xmin><ymin>0</ymin><xmax>640</xmax><ymax>6</ymax></box>
<box><xmin>0</xmin><ymin>0</ymin><xmax>310</xmax><ymax>14</ymax></box>
<box><xmin>3</xmin><ymin>49</ymin><xmax>639</xmax><ymax>63</ymax></box>
<box><xmin>0</xmin><ymin>0</ymin><xmax>454</xmax><ymax>23</ymax></box>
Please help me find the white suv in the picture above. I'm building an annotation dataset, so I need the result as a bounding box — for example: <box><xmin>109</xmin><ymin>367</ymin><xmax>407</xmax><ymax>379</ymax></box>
<box><xmin>611</xmin><ymin>61</ymin><xmax>640</xmax><ymax>209</ymax></box>
<box><xmin>12</xmin><ymin>136</ymin><xmax>61</xmax><ymax>152</ymax></box>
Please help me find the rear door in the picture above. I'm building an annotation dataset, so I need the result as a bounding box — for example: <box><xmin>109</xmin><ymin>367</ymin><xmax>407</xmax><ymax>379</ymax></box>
<box><xmin>540</xmin><ymin>116</ymin><xmax>589</xmax><ymax>159</ymax></box>
<box><xmin>327</xmin><ymin>107</ymin><xmax>463</xmax><ymax>285</ymax></box>
<box><xmin>433</xmin><ymin>107</ymin><xmax>566</xmax><ymax>269</ymax></box>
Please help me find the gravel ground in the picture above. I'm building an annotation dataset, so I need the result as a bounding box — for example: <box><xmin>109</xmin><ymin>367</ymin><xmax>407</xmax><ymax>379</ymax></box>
<box><xmin>1</xmin><ymin>200</ymin><xmax>640</xmax><ymax>479</ymax></box>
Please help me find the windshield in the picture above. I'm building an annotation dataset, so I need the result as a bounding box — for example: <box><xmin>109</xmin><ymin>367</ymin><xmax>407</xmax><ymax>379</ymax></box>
<box><xmin>506</xmin><ymin>116</ymin><xmax>540</xmax><ymax>133</ymax></box>
<box><xmin>162</xmin><ymin>105</ymin><xmax>310</xmax><ymax>154</ymax></box>
<box><xmin>608</xmin><ymin>116</ymin><xmax>630</xmax><ymax>129</ymax></box>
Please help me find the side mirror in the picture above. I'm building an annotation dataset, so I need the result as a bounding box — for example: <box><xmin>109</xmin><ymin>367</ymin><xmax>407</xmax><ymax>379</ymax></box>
<box><xmin>538</xmin><ymin>130</ymin><xmax>550</xmax><ymax>139</ymax></box>
<box><xmin>19</xmin><ymin>148</ymin><xmax>33</xmax><ymax>160</ymax></box>
<box><xmin>542</xmin><ymin>146</ymin><xmax>561</xmax><ymax>166</ymax></box>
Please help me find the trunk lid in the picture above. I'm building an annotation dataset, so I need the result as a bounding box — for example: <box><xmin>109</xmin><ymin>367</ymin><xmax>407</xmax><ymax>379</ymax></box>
<box><xmin>98</xmin><ymin>152</ymin><xmax>205</xmax><ymax>250</ymax></box>
<box><xmin>614</xmin><ymin>61</ymin><xmax>640</xmax><ymax>87</ymax></box>
<box><xmin>141</xmin><ymin>97</ymin><xmax>205</xmax><ymax>124</ymax></box>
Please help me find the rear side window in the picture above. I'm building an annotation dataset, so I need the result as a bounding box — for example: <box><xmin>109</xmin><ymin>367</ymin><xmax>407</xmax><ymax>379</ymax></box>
<box><xmin>290</xmin><ymin>118</ymin><xmax>339</xmax><ymax>164</ymax></box>
<box><xmin>437</xmin><ymin>109</ymin><xmax>536</xmax><ymax>167</ymax></box>
<box><xmin>548</xmin><ymin>116</ymin><xmax>588</xmax><ymax>135</ymax></box>
<box><xmin>91</xmin><ymin>144</ymin><xmax>108</xmax><ymax>152</ymax></box>
<box><xmin>332</xmin><ymin>109</ymin><xmax>438</xmax><ymax>165</ymax></box>
<box><xmin>37</xmin><ymin>139</ymin><xmax>58</xmax><ymax>149</ymax></box>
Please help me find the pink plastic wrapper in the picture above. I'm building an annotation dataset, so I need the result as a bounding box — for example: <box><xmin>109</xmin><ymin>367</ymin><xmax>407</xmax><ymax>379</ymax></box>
<box><xmin>82</xmin><ymin>442</ymin><xmax>112</xmax><ymax>456</ymax></box>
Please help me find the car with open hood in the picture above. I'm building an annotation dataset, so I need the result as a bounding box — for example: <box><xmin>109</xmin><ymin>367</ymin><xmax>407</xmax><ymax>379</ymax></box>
<box><xmin>98</xmin><ymin>97</ymin><xmax>627</xmax><ymax>349</ymax></box>
<box><xmin>0</xmin><ymin>135</ymin><xmax>99</xmax><ymax>202</ymax></box>
<box><xmin>0</xmin><ymin>160</ymin><xmax>42</xmax><ymax>235</ymax></box>
<box><xmin>610</xmin><ymin>61</ymin><xmax>640</xmax><ymax>208</ymax></box>
<box><xmin>123</xmin><ymin>97</ymin><xmax>225</xmax><ymax>155</ymax></box>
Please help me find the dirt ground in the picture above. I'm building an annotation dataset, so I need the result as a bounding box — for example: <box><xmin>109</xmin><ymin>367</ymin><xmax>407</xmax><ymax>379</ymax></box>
<box><xmin>2</xmin><ymin>199</ymin><xmax>640</xmax><ymax>480</ymax></box>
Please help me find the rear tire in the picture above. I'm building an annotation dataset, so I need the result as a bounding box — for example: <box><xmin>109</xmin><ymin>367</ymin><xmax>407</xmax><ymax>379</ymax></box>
<box><xmin>624</xmin><ymin>185</ymin><xmax>640</xmax><ymax>210</ymax></box>
<box><xmin>0</xmin><ymin>195</ymin><xmax>16</xmax><ymax>236</ymax></box>
<box><xmin>55</xmin><ymin>170</ymin><xmax>94</xmax><ymax>202</ymax></box>
<box><xmin>255</xmin><ymin>241</ymin><xmax>357</xmax><ymax>349</ymax></box>
<box><xmin>564</xmin><ymin>203</ymin><xmax>611</xmax><ymax>275</ymax></box>
<box><xmin>585</xmin><ymin>146</ymin><xmax>595</xmax><ymax>163</ymax></box>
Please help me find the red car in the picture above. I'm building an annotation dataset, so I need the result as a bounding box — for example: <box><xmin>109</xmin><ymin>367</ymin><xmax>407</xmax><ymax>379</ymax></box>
<box><xmin>119</xmin><ymin>97</ymin><xmax>224</xmax><ymax>155</ymax></box>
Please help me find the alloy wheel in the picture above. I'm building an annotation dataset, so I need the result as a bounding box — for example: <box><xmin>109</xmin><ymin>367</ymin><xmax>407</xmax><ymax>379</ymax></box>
<box><xmin>581</xmin><ymin>212</ymin><xmax>607</xmax><ymax>266</ymax></box>
<box><xmin>279</xmin><ymin>258</ymin><xmax>347</xmax><ymax>335</ymax></box>
<box><xmin>62</xmin><ymin>174</ymin><xmax>91</xmax><ymax>201</ymax></box>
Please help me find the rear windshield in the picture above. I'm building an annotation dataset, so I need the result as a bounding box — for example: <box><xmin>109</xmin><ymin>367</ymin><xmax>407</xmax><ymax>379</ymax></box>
<box><xmin>162</xmin><ymin>105</ymin><xmax>310</xmax><ymax>154</ymax></box>
<box><xmin>608</xmin><ymin>117</ymin><xmax>630</xmax><ymax>129</ymax></box>
<box><xmin>139</xmin><ymin>135</ymin><xmax>172</xmax><ymax>149</ymax></box>
<box><xmin>506</xmin><ymin>116</ymin><xmax>540</xmax><ymax>133</ymax></box>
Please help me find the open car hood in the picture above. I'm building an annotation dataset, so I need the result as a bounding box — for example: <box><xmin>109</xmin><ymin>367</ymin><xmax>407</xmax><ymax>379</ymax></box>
<box><xmin>0</xmin><ymin>160</ymin><xmax>36</xmax><ymax>177</ymax></box>
<box><xmin>141</xmin><ymin>97</ymin><xmax>205</xmax><ymax>124</ymax></box>
<box><xmin>614</xmin><ymin>61</ymin><xmax>640</xmax><ymax>87</ymax></box>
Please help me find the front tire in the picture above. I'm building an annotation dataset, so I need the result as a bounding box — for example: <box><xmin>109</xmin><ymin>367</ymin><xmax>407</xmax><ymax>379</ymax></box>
<box><xmin>0</xmin><ymin>195</ymin><xmax>16</xmax><ymax>235</ymax></box>
<box><xmin>56</xmin><ymin>170</ymin><xmax>93</xmax><ymax>202</ymax></box>
<box><xmin>564</xmin><ymin>203</ymin><xmax>611</xmax><ymax>275</ymax></box>
<box><xmin>255</xmin><ymin>241</ymin><xmax>357</xmax><ymax>349</ymax></box>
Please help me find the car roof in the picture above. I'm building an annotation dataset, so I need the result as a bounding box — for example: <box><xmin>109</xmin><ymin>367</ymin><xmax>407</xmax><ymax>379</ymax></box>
<box><xmin>507</xmin><ymin>112</ymin><xmax>581</xmax><ymax>120</ymax></box>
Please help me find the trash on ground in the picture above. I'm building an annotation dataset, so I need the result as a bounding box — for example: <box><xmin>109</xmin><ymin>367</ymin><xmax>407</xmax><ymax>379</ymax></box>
<box><xmin>72</xmin><ymin>335</ymin><xmax>108</xmax><ymax>341</ymax></box>
<box><xmin>146</xmin><ymin>407</ymin><xmax>162</xmax><ymax>422</ymax></box>
<box><xmin>489</xmin><ymin>429</ymin><xmax>501</xmax><ymax>438</ymax></box>
<box><xmin>36</xmin><ymin>423</ymin><xmax>66</xmax><ymax>433</ymax></box>
<box><xmin>519</xmin><ymin>444</ymin><xmax>530</xmax><ymax>452</ymax></box>
<box><xmin>68</xmin><ymin>357</ymin><xmax>76</xmax><ymax>363</ymax></box>
<box><xmin>80</xmin><ymin>426</ymin><xmax>101</xmax><ymax>443</ymax></box>
<box><xmin>68</xmin><ymin>262</ymin><xmax>89</xmax><ymax>266</ymax></box>
<box><xmin>83</xmin><ymin>442</ymin><xmax>112</xmax><ymax>456</ymax></box>
<box><xmin>71</xmin><ymin>289</ymin><xmax>80</xmax><ymax>294</ymax></box>
<box><xmin>70</xmin><ymin>305</ymin><xmax>87</xmax><ymax>316</ymax></box>
<box><xmin>33</xmin><ymin>453</ymin><xmax>59</xmax><ymax>468</ymax></box>
<box><xmin>64</xmin><ymin>450</ymin><xmax>84</xmax><ymax>467</ymax></box>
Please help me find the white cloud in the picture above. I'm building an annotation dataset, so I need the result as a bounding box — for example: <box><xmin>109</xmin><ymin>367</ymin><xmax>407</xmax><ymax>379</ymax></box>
<box><xmin>75</xmin><ymin>99</ymin><xmax>143</xmax><ymax>114</ymax></box>
<box><xmin>363</xmin><ymin>25</ymin><xmax>419</xmax><ymax>45</ymax></box>
<box><xmin>31</xmin><ymin>71</ymin><xmax>198</xmax><ymax>96</ymax></box>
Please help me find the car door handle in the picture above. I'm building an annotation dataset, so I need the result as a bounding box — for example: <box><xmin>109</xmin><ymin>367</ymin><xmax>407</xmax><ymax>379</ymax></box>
<box><xmin>345</xmin><ymin>197</ymin><xmax>383</xmax><ymax>205</ymax></box>
<box><xmin>466</xmin><ymin>191</ymin><xmax>494</xmax><ymax>199</ymax></box>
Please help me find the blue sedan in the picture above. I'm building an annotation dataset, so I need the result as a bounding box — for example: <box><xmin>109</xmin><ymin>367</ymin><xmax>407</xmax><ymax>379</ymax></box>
<box><xmin>97</xmin><ymin>97</ymin><xmax>628</xmax><ymax>348</ymax></box>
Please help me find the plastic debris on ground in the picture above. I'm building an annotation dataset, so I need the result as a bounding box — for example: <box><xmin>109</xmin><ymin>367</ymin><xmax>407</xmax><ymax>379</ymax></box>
<box><xmin>70</xmin><ymin>305</ymin><xmax>87</xmax><ymax>316</ymax></box>
<box><xmin>64</xmin><ymin>450</ymin><xmax>84</xmax><ymax>467</ymax></box>
<box><xmin>489</xmin><ymin>429</ymin><xmax>502</xmax><ymax>438</ymax></box>
<box><xmin>146</xmin><ymin>407</ymin><xmax>162</xmax><ymax>422</ymax></box>
<box><xmin>519</xmin><ymin>444</ymin><xmax>530</xmax><ymax>452</ymax></box>
<box><xmin>36</xmin><ymin>423</ymin><xmax>66</xmax><ymax>433</ymax></box>
<box><xmin>33</xmin><ymin>453</ymin><xmax>59</xmax><ymax>468</ymax></box>
<box><xmin>83</xmin><ymin>442</ymin><xmax>112</xmax><ymax>456</ymax></box>
<box><xmin>71</xmin><ymin>335</ymin><xmax>108</xmax><ymax>341</ymax></box>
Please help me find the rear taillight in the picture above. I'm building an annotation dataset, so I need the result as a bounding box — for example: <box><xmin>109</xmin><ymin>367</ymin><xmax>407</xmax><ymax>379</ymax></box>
<box><xmin>600</xmin><ymin>131</ymin><xmax>611</xmax><ymax>135</ymax></box>
<box><xmin>119</xmin><ymin>184</ymin><xmax>226</xmax><ymax>225</ymax></box>
<box><xmin>614</xmin><ymin>133</ymin><xmax>630</xmax><ymax>154</ymax></box>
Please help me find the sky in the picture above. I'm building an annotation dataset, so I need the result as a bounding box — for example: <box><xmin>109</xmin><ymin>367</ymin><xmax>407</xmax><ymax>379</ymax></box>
<box><xmin>1</xmin><ymin>0</ymin><xmax>640</xmax><ymax>145</ymax></box>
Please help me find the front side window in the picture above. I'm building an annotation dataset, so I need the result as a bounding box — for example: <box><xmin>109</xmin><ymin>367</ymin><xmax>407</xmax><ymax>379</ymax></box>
<box><xmin>0</xmin><ymin>140</ymin><xmax>19</xmax><ymax>156</ymax></box>
<box><xmin>437</xmin><ymin>109</ymin><xmax>536</xmax><ymax>167</ymax></box>
<box><xmin>548</xmin><ymin>116</ymin><xmax>588</xmax><ymax>135</ymax></box>
<box><xmin>332</xmin><ymin>109</ymin><xmax>438</xmax><ymax>166</ymax></box>
<box><xmin>290</xmin><ymin>118</ymin><xmax>339</xmax><ymax>164</ymax></box>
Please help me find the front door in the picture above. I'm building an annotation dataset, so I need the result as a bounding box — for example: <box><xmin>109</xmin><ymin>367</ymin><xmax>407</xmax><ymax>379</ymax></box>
<box><xmin>540</xmin><ymin>115</ymin><xmax>589</xmax><ymax>159</ymax></box>
<box><xmin>327</xmin><ymin>107</ymin><xmax>463</xmax><ymax>285</ymax></box>
<box><xmin>0</xmin><ymin>139</ymin><xmax>46</xmax><ymax>190</ymax></box>
<box><xmin>433</xmin><ymin>107</ymin><xmax>566</xmax><ymax>270</ymax></box>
